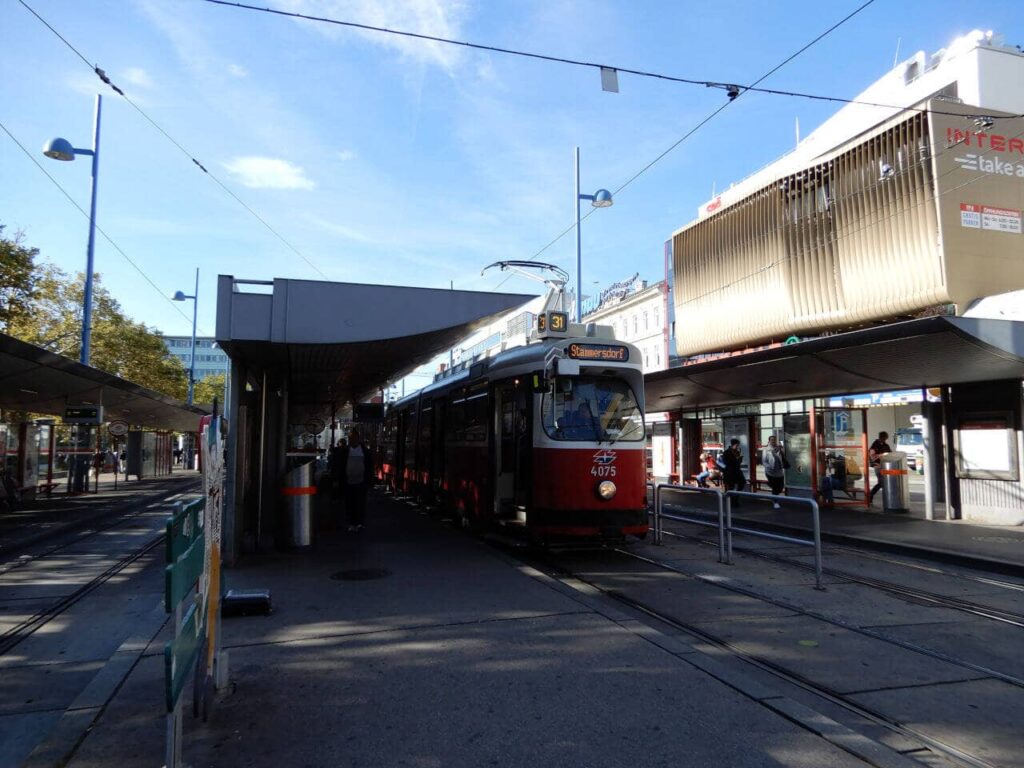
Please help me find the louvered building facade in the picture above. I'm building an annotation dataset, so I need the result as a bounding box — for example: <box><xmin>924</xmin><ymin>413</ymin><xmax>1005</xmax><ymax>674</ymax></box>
<box><xmin>671</xmin><ymin>33</ymin><xmax>1024</xmax><ymax>358</ymax></box>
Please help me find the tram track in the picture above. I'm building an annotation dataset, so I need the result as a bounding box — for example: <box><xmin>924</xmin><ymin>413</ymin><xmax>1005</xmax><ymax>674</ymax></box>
<box><xmin>0</xmin><ymin>532</ymin><xmax>165</xmax><ymax>656</ymax></box>
<box><xmin>0</xmin><ymin>479</ymin><xmax>201</xmax><ymax>576</ymax></box>
<box><xmin>659</xmin><ymin>517</ymin><xmax>1024</xmax><ymax>627</ymax></box>
<box><xmin>524</xmin><ymin>546</ymin><xmax>1005</xmax><ymax>768</ymax></box>
<box><xmin>0</xmin><ymin>482</ymin><xmax>200</xmax><ymax>657</ymax></box>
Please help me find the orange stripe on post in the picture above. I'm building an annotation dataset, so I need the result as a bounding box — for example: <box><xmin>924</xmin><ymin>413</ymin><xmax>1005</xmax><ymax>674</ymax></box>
<box><xmin>281</xmin><ymin>486</ymin><xmax>317</xmax><ymax>496</ymax></box>
<box><xmin>879</xmin><ymin>469</ymin><xmax>907</xmax><ymax>476</ymax></box>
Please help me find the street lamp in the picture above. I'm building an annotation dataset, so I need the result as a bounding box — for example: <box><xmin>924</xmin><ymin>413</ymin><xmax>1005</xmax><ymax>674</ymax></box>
<box><xmin>173</xmin><ymin>268</ymin><xmax>200</xmax><ymax>405</ymax></box>
<box><xmin>575</xmin><ymin>146</ymin><xmax>613</xmax><ymax>323</ymax></box>
<box><xmin>44</xmin><ymin>94</ymin><xmax>102</xmax><ymax>366</ymax></box>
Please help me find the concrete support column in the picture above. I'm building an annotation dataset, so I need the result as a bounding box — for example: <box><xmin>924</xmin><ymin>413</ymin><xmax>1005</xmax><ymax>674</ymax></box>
<box><xmin>921</xmin><ymin>398</ymin><xmax>944</xmax><ymax>521</ymax></box>
<box><xmin>223</xmin><ymin>361</ymin><xmax>245</xmax><ymax>566</ymax></box>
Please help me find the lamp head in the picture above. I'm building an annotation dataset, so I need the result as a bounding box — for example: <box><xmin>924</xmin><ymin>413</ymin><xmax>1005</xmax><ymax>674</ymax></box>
<box><xmin>172</xmin><ymin>290</ymin><xmax>188</xmax><ymax>301</ymax></box>
<box><xmin>43</xmin><ymin>137</ymin><xmax>76</xmax><ymax>162</ymax></box>
<box><xmin>591</xmin><ymin>189</ymin><xmax>613</xmax><ymax>208</ymax></box>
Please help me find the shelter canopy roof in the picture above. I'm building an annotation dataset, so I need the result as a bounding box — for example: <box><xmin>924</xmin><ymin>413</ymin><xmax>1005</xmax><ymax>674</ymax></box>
<box><xmin>215</xmin><ymin>276</ymin><xmax>535</xmax><ymax>405</ymax></box>
<box><xmin>0</xmin><ymin>332</ymin><xmax>209</xmax><ymax>432</ymax></box>
<box><xmin>646</xmin><ymin>317</ymin><xmax>1024</xmax><ymax>412</ymax></box>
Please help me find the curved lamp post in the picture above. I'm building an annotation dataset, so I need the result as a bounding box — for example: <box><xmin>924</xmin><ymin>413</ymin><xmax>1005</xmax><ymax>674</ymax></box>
<box><xmin>575</xmin><ymin>146</ymin><xmax>613</xmax><ymax>322</ymax></box>
<box><xmin>43</xmin><ymin>95</ymin><xmax>102</xmax><ymax>366</ymax></box>
<box><xmin>173</xmin><ymin>268</ymin><xmax>200</xmax><ymax>405</ymax></box>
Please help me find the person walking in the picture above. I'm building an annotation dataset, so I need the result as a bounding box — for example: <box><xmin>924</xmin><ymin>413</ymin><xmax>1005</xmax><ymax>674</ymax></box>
<box><xmin>337</xmin><ymin>428</ymin><xmax>374</xmax><ymax>531</ymax></box>
<box><xmin>868</xmin><ymin>431</ymin><xmax>892</xmax><ymax>505</ymax></box>
<box><xmin>721</xmin><ymin>438</ymin><xmax>746</xmax><ymax>503</ymax></box>
<box><xmin>761</xmin><ymin>435</ymin><xmax>788</xmax><ymax>509</ymax></box>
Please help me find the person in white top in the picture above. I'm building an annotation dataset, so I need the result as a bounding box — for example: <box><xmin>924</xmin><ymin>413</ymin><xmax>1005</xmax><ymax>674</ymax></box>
<box><xmin>338</xmin><ymin>428</ymin><xmax>373</xmax><ymax>531</ymax></box>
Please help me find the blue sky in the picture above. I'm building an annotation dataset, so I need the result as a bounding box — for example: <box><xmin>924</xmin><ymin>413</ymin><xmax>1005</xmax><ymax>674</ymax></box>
<box><xmin>2</xmin><ymin>0</ymin><xmax>1022</xmax><ymax>340</ymax></box>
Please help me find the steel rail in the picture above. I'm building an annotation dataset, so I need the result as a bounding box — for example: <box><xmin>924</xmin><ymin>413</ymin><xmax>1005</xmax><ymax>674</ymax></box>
<box><xmin>660</xmin><ymin>522</ymin><xmax>1024</xmax><ymax>628</ymax></box>
<box><xmin>529</xmin><ymin>549</ymin><xmax>1001</xmax><ymax>768</ymax></box>
<box><xmin>0</xmin><ymin>532</ymin><xmax>165</xmax><ymax>655</ymax></box>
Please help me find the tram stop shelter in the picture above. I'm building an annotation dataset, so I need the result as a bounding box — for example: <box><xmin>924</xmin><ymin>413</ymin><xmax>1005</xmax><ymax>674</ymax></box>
<box><xmin>214</xmin><ymin>275</ymin><xmax>533</xmax><ymax>564</ymax></box>
<box><xmin>645</xmin><ymin>316</ymin><xmax>1024</xmax><ymax>525</ymax></box>
<box><xmin>0</xmin><ymin>331</ymin><xmax>209</xmax><ymax>495</ymax></box>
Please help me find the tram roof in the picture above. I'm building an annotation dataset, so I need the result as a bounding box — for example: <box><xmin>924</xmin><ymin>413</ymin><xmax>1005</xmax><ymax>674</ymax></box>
<box><xmin>215</xmin><ymin>275</ymin><xmax>534</xmax><ymax>406</ymax></box>
<box><xmin>0</xmin><ymin>332</ymin><xmax>209</xmax><ymax>432</ymax></box>
<box><xmin>645</xmin><ymin>316</ymin><xmax>1024</xmax><ymax>412</ymax></box>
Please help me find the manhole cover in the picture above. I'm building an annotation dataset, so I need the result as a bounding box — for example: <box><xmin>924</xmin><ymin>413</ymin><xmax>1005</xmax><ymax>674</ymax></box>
<box><xmin>331</xmin><ymin>568</ymin><xmax>391</xmax><ymax>581</ymax></box>
<box><xmin>971</xmin><ymin>536</ymin><xmax>1022</xmax><ymax>544</ymax></box>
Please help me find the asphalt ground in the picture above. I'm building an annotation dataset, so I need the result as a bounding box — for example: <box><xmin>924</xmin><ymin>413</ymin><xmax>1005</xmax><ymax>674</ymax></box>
<box><xmin>48</xmin><ymin>492</ymin><xmax>890</xmax><ymax>768</ymax></box>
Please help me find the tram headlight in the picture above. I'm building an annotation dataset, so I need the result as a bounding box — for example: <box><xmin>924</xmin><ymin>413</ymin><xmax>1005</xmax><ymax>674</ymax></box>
<box><xmin>597</xmin><ymin>480</ymin><xmax>617</xmax><ymax>500</ymax></box>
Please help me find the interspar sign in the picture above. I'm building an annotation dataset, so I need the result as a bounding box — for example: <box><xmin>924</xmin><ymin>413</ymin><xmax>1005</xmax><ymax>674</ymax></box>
<box><xmin>948</xmin><ymin>127</ymin><xmax>1024</xmax><ymax>178</ymax></box>
<box><xmin>960</xmin><ymin>203</ymin><xmax>1022</xmax><ymax>234</ymax></box>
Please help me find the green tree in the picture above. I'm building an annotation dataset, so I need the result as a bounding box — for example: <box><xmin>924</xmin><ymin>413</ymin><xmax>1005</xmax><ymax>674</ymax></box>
<box><xmin>7</xmin><ymin>263</ymin><xmax>188</xmax><ymax>400</ymax></box>
<box><xmin>192</xmin><ymin>372</ymin><xmax>227</xmax><ymax>406</ymax></box>
<box><xmin>0</xmin><ymin>226</ymin><xmax>39</xmax><ymax>331</ymax></box>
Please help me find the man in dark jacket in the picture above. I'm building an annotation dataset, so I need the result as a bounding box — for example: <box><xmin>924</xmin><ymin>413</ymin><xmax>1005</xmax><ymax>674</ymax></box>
<box><xmin>721</xmin><ymin>438</ymin><xmax>746</xmax><ymax>502</ymax></box>
<box><xmin>335</xmin><ymin>428</ymin><xmax>374</xmax><ymax>531</ymax></box>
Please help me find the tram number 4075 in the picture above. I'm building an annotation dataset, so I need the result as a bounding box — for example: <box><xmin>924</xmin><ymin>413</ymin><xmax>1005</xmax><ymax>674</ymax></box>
<box><xmin>591</xmin><ymin>465</ymin><xmax>617</xmax><ymax>477</ymax></box>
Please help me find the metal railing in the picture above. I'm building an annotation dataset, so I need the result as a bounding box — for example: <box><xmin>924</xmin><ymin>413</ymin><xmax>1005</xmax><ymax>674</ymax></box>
<box><xmin>649</xmin><ymin>483</ymin><xmax>825</xmax><ymax>590</ymax></box>
<box><xmin>650</xmin><ymin>483</ymin><xmax>727</xmax><ymax>562</ymax></box>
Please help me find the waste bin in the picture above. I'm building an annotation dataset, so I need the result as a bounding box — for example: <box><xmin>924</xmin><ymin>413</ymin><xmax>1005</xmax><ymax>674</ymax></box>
<box><xmin>879</xmin><ymin>452</ymin><xmax>910</xmax><ymax>512</ymax></box>
<box><xmin>283</xmin><ymin>461</ymin><xmax>316</xmax><ymax>547</ymax></box>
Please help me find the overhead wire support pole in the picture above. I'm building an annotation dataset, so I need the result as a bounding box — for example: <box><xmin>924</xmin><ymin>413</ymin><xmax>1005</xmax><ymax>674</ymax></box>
<box><xmin>575</xmin><ymin>147</ymin><xmax>582</xmax><ymax>324</ymax></box>
<box><xmin>81</xmin><ymin>94</ymin><xmax>101</xmax><ymax>366</ymax></box>
<box><xmin>188</xmin><ymin>268</ymin><xmax>199</xmax><ymax>406</ymax></box>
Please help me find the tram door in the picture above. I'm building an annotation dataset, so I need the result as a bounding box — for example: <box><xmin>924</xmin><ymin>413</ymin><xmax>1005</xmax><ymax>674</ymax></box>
<box><xmin>494</xmin><ymin>383</ymin><xmax>532</xmax><ymax>522</ymax></box>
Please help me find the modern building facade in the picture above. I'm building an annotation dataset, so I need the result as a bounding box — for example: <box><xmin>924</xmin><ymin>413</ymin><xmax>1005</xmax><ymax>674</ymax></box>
<box><xmin>162</xmin><ymin>336</ymin><xmax>230</xmax><ymax>382</ymax></box>
<box><xmin>652</xmin><ymin>30</ymin><xmax>1024</xmax><ymax>526</ymax></box>
<box><xmin>671</xmin><ymin>31</ymin><xmax>1024</xmax><ymax>358</ymax></box>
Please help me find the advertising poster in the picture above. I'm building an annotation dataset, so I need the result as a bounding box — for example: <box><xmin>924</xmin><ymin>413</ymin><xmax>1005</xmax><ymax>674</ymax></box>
<box><xmin>783</xmin><ymin>413</ymin><xmax>813</xmax><ymax>494</ymax></box>
<box><xmin>722</xmin><ymin>416</ymin><xmax>751</xmax><ymax>478</ymax></box>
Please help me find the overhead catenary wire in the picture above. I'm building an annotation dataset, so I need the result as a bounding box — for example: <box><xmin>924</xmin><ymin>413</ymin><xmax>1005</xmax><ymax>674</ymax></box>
<box><xmin>16</xmin><ymin>0</ymin><xmax>330</xmax><ymax>282</ymax></box>
<box><xmin>491</xmin><ymin>0</ymin><xmax>882</xmax><ymax>289</ymax></box>
<box><xmin>0</xmin><ymin>120</ymin><xmax>207</xmax><ymax>334</ymax></box>
<box><xmin>204</xmin><ymin>0</ymin><xmax>1019</xmax><ymax>125</ymax></box>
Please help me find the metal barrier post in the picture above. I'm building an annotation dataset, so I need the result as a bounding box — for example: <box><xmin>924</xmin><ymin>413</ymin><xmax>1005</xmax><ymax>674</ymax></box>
<box><xmin>652</xmin><ymin>483</ymin><xmax>727</xmax><ymax>562</ymax></box>
<box><xmin>653</xmin><ymin>483</ymin><xmax>663</xmax><ymax>545</ymax></box>
<box><xmin>721</xmin><ymin>490</ymin><xmax>824</xmax><ymax>589</ymax></box>
<box><xmin>809</xmin><ymin>498</ymin><xmax>824</xmax><ymax>591</ymax></box>
<box><xmin>724</xmin><ymin>494</ymin><xmax>734</xmax><ymax>564</ymax></box>
<box><xmin>715</xmin><ymin>491</ymin><xmax>726</xmax><ymax>563</ymax></box>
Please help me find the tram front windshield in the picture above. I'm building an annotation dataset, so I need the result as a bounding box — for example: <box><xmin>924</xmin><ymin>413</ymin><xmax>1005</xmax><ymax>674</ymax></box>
<box><xmin>542</xmin><ymin>376</ymin><xmax>644</xmax><ymax>442</ymax></box>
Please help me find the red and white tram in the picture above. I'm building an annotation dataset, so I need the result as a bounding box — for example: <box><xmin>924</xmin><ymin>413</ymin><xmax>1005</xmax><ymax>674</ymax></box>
<box><xmin>381</xmin><ymin>312</ymin><xmax>648</xmax><ymax>542</ymax></box>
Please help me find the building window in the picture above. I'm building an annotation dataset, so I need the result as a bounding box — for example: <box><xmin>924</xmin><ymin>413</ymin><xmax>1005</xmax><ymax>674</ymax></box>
<box><xmin>633</xmin><ymin>315</ymin><xmax>638</xmax><ymax>335</ymax></box>
<box><xmin>643</xmin><ymin>311</ymin><xmax>649</xmax><ymax>331</ymax></box>
<box><xmin>654</xmin><ymin>306</ymin><xmax>660</xmax><ymax>329</ymax></box>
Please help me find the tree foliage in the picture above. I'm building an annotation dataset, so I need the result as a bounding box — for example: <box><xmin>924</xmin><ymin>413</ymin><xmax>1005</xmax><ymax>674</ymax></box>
<box><xmin>192</xmin><ymin>372</ymin><xmax>227</xmax><ymax>406</ymax></box>
<box><xmin>3</xmin><ymin>228</ymin><xmax>189</xmax><ymax>400</ymax></box>
<box><xmin>0</xmin><ymin>226</ymin><xmax>39</xmax><ymax>331</ymax></box>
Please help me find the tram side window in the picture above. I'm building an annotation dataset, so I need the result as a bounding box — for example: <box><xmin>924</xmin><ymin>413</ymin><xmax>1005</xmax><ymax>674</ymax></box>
<box><xmin>418</xmin><ymin>402</ymin><xmax>433</xmax><ymax>467</ymax></box>
<box><xmin>382</xmin><ymin>417</ymin><xmax>398</xmax><ymax>463</ymax></box>
<box><xmin>446</xmin><ymin>395</ymin><xmax>466</xmax><ymax>442</ymax></box>
<box><xmin>446</xmin><ymin>388</ymin><xmax>488</xmax><ymax>444</ymax></box>
<box><xmin>403</xmin><ymin>410</ymin><xmax>418</xmax><ymax>468</ymax></box>
<box><xmin>463</xmin><ymin>390</ymin><xmax>489</xmax><ymax>444</ymax></box>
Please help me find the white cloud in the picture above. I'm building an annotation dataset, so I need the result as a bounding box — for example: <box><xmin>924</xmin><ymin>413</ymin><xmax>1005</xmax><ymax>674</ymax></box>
<box><xmin>228</xmin><ymin>63</ymin><xmax>248</xmax><ymax>78</ymax></box>
<box><xmin>336</xmin><ymin>149</ymin><xmax>356</xmax><ymax>162</ymax></box>
<box><xmin>279</xmin><ymin>0</ymin><xmax>470</xmax><ymax>72</ymax></box>
<box><xmin>222</xmin><ymin>157</ymin><xmax>315</xmax><ymax>190</ymax></box>
<box><xmin>123</xmin><ymin>67</ymin><xmax>154</xmax><ymax>88</ymax></box>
